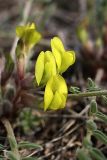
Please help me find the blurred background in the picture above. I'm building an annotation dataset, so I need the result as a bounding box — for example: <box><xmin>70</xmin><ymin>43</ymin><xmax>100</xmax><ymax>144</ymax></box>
<box><xmin>0</xmin><ymin>0</ymin><xmax>107</xmax><ymax>159</ymax></box>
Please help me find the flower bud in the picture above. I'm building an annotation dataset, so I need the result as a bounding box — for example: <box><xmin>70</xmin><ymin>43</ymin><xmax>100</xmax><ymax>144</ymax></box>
<box><xmin>89</xmin><ymin>100</ymin><xmax>98</xmax><ymax>116</ymax></box>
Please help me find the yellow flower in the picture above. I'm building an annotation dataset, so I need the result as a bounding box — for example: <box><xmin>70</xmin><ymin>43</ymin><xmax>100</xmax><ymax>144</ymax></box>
<box><xmin>51</xmin><ymin>37</ymin><xmax>75</xmax><ymax>74</ymax></box>
<box><xmin>16</xmin><ymin>23</ymin><xmax>41</xmax><ymax>51</ymax></box>
<box><xmin>35</xmin><ymin>51</ymin><xmax>57</xmax><ymax>86</ymax></box>
<box><xmin>44</xmin><ymin>74</ymin><xmax>68</xmax><ymax>111</ymax></box>
<box><xmin>35</xmin><ymin>36</ymin><xmax>76</xmax><ymax>111</ymax></box>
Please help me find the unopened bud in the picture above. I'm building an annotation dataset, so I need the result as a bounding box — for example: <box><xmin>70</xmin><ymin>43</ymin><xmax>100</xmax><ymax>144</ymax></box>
<box><xmin>89</xmin><ymin>100</ymin><xmax>98</xmax><ymax>116</ymax></box>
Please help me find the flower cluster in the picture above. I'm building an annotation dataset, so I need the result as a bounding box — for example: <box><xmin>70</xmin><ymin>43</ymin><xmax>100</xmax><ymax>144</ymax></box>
<box><xmin>35</xmin><ymin>37</ymin><xmax>75</xmax><ymax>111</ymax></box>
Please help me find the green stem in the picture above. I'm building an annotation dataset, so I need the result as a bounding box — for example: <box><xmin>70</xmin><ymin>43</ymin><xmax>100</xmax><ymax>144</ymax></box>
<box><xmin>68</xmin><ymin>90</ymin><xmax>107</xmax><ymax>99</ymax></box>
<box><xmin>1</xmin><ymin>118</ymin><xmax>20</xmax><ymax>160</ymax></box>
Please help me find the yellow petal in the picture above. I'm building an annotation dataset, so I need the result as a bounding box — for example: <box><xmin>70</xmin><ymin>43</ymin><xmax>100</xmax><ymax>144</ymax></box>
<box><xmin>35</xmin><ymin>51</ymin><xmax>45</xmax><ymax>85</ymax></box>
<box><xmin>54</xmin><ymin>74</ymin><xmax>68</xmax><ymax>95</ymax></box>
<box><xmin>51</xmin><ymin>46</ymin><xmax>61</xmax><ymax>71</ymax></box>
<box><xmin>42</xmin><ymin>62</ymin><xmax>52</xmax><ymax>84</ymax></box>
<box><xmin>40</xmin><ymin>51</ymin><xmax>57</xmax><ymax>85</ymax></box>
<box><xmin>44</xmin><ymin>75</ymin><xmax>68</xmax><ymax>111</ymax></box>
<box><xmin>51</xmin><ymin>37</ymin><xmax>65</xmax><ymax>70</ymax></box>
<box><xmin>45</xmin><ymin>51</ymin><xmax>56</xmax><ymax>75</ymax></box>
<box><xmin>25</xmin><ymin>30</ymin><xmax>41</xmax><ymax>46</ymax></box>
<box><xmin>51</xmin><ymin>37</ymin><xmax>65</xmax><ymax>52</ymax></box>
<box><xmin>49</xmin><ymin>91</ymin><xmax>62</xmax><ymax>110</ymax></box>
<box><xmin>60</xmin><ymin>94</ymin><xmax>67</xmax><ymax>109</ymax></box>
<box><xmin>16</xmin><ymin>23</ymin><xmax>41</xmax><ymax>49</ymax></box>
<box><xmin>44</xmin><ymin>77</ymin><xmax>54</xmax><ymax>111</ymax></box>
<box><xmin>16</xmin><ymin>26</ymin><xmax>25</xmax><ymax>38</ymax></box>
<box><xmin>30</xmin><ymin>23</ymin><xmax>36</xmax><ymax>29</ymax></box>
<box><xmin>60</xmin><ymin>51</ymin><xmax>75</xmax><ymax>73</ymax></box>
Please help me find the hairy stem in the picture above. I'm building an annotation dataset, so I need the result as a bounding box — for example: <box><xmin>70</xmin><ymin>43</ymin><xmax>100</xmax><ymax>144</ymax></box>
<box><xmin>68</xmin><ymin>90</ymin><xmax>107</xmax><ymax>99</ymax></box>
<box><xmin>1</xmin><ymin>118</ymin><xmax>20</xmax><ymax>160</ymax></box>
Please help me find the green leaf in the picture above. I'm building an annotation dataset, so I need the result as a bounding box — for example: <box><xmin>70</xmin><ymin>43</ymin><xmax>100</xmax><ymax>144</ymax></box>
<box><xmin>8</xmin><ymin>136</ymin><xmax>17</xmax><ymax>151</ymax></box>
<box><xmin>0</xmin><ymin>144</ymin><xmax>4</xmax><ymax>150</ymax></box>
<box><xmin>86</xmin><ymin>120</ymin><xmax>97</xmax><ymax>131</ymax></box>
<box><xmin>87</xmin><ymin>78</ymin><xmax>96</xmax><ymax>89</ymax></box>
<box><xmin>89</xmin><ymin>148</ymin><xmax>106</xmax><ymax>160</ymax></box>
<box><xmin>69</xmin><ymin>86</ymin><xmax>81</xmax><ymax>94</ymax></box>
<box><xmin>96</xmin><ymin>112</ymin><xmax>107</xmax><ymax>124</ymax></box>
<box><xmin>101</xmin><ymin>96</ymin><xmax>107</xmax><ymax>105</ymax></box>
<box><xmin>87</xmin><ymin>78</ymin><xmax>100</xmax><ymax>92</ymax></box>
<box><xmin>83</xmin><ymin>138</ymin><xmax>92</xmax><ymax>149</ymax></box>
<box><xmin>18</xmin><ymin>141</ymin><xmax>42</xmax><ymax>149</ymax></box>
<box><xmin>93</xmin><ymin>130</ymin><xmax>107</xmax><ymax>145</ymax></box>
<box><xmin>6</xmin><ymin>151</ymin><xmax>18</xmax><ymax>160</ymax></box>
<box><xmin>5</xmin><ymin>54</ymin><xmax>14</xmax><ymax>72</ymax></box>
<box><xmin>76</xmin><ymin>148</ymin><xmax>92</xmax><ymax>160</ymax></box>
